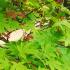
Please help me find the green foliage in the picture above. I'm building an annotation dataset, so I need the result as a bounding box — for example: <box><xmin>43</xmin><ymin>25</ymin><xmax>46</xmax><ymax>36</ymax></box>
<box><xmin>0</xmin><ymin>13</ymin><xmax>21</xmax><ymax>33</ymax></box>
<box><xmin>0</xmin><ymin>0</ymin><xmax>9</xmax><ymax>11</ymax></box>
<box><xmin>0</xmin><ymin>0</ymin><xmax>70</xmax><ymax>70</ymax></box>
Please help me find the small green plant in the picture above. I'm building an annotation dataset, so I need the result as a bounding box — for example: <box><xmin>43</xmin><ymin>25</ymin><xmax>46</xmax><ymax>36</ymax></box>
<box><xmin>0</xmin><ymin>0</ymin><xmax>70</xmax><ymax>70</ymax></box>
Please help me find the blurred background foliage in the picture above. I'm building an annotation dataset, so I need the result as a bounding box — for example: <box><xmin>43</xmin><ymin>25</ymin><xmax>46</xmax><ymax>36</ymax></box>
<box><xmin>0</xmin><ymin>0</ymin><xmax>70</xmax><ymax>70</ymax></box>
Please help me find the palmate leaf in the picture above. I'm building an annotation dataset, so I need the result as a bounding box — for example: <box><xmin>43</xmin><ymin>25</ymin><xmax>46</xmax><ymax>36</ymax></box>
<box><xmin>64</xmin><ymin>28</ymin><xmax>70</xmax><ymax>47</ymax></box>
<box><xmin>0</xmin><ymin>13</ymin><xmax>21</xmax><ymax>33</ymax></box>
<box><xmin>0</xmin><ymin>48</ymin><xmax>6</xmax><ymax>60</ymax></box>
<box><xmin>46</xmin><ymin>60</ymin><xmax>62</xmax><ymax>70</ymax></box>
<box><xmin>5</xmin><ymin>19</ymin><xmax>20</xmax><ymax>31</ymax></box>
<box><xmin>0</xmin><ymin>48</ymin><xmax>10</xmax><ymax>70</ymax></box>
<box><xmin>59</xmin><ymin>47</ymin><xmax>70</xmax><ymax>70</ymax></box>
<box><xmin>10</xmin><ymin>62</ymin><xmax>28</xmax><ymax>70</ymax></box>
<box><xmin>53</xmin><ymin>20</ymin><xmax>70</xmax><ymax>47</ymax></box>
<box><xmin>6</xmin><ymin>42</ymin><xmax>20</xmax><ymax>60</ymax></box>
<box><xmin>32</xmin><ymin>27</ymin><xmax>70</xmax><ymax>69</ymax></box>
<box><xmin>53</xmin><ymin>20</ymin><xmax>70</xmax><ymax>29</ymax></box>
<box><xmin>6</xmin><ymin>41</ymin><xmax>44</xmax><ymax>69</ymax></box>
<box><xmin>60</xmin><ymin>20</ymin><xmax>70</xmax><ymax>29</ymax></box>
<box><xmin>61</xmin><ymin>5</ymin><xmax>70</xmax><ymax>15</ymax></box>
<box><xmin>1</xmin><ymin>58</ymin><xmax>10</xmax><ymax>70</ymax></box>
<box><xmin>27</xmin><ymin>0</ymin><xmax>40</xmax><ymax>8</ymax></box>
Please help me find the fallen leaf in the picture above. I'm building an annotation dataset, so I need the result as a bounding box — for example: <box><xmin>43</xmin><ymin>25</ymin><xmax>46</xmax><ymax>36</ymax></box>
<box><xmin>0</xmin><ymin>40</ymin><xmax>6</xmax><ymax>47</ymax></box>
<box><xmin>8</xmin><ymin>29</ymin><xmax>25</xmax><ymax>41</ymax></box>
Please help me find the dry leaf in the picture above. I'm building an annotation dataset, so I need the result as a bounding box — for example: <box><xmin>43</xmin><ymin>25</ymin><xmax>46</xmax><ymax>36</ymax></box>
<box><xmin>8</xmin><ymin>29</ymin><xmax>25</xmax><ymax>41</ymax></box>
<box><xmin>0</xmin><ymin>40</ymin><xmax>6</xmax><ymax>47</ymax></box>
